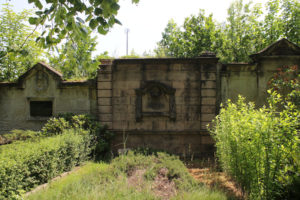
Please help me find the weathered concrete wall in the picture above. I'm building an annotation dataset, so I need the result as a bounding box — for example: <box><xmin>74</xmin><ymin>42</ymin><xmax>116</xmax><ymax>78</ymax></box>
<box><xmin>221</xmin><ymin>58</ymin><xmax>300</xmax><ymax>106</ymax></box>
<box><xmin>97</xmin><ymin>57</ymin><xmax>220</xmax><ymax>157</ymax></box>
<box><xmin>0</xmin><ymin>63</ymin><xmax>96</xmax><ymax>134</ymax></box>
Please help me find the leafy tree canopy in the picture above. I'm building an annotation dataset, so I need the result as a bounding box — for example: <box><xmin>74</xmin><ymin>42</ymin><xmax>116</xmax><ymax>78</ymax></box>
<box><xmin>0</xmin><ymin>3</ymin><xmax>45</xmax><ymax>81</ymax></box>
<box><xmin>27</xmin><ymin>0</ymin><xmax>139</xmax><ymax>47</ymax></box>
<box><xmin>156</xmin><ymin>0</ymin><xmax>300</xmax><ymax>63</ymax></box>
<box><xmin>47</xmin><ymin>25</ymin><xmax>99</xmax><ymax>80</ymax></box>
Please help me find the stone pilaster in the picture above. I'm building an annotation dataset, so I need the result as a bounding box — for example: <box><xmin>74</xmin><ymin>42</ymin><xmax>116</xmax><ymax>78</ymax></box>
<box><xmin>97</xmin><ymin>59</ymin><xmax>113</xmax><ymax>129</ymax></box>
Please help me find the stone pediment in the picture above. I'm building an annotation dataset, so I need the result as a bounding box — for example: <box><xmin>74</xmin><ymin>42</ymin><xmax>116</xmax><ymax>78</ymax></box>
<box><xmin>17</xmin><ymin>62</ymin><xmax>63</xmax><ymax>89</ymax></box>
<box><xmin>250</xmin><ymin>38</ymin><xmax>300</xmax><ymax>61</ymax></box>
<box><xmin>135</xmin><ymin>81</ymin><xmax>176</xmax><ymax>122</ymax></box>
<box><xmin>0</xmin><ymin>62</ymin><xmax>95</xmax><ymax>89</ymax></box>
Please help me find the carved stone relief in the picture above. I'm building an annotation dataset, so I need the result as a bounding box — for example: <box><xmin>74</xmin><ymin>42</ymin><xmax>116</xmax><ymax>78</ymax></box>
<box><xmin>135</xmin><ymin>81</ymin><xmax>176</xmax><ymax>122</ymax></box>
<box><xmin>35</xmin><ymin>70</ymin><xmax>49</xmax><ymax>92</ymax></box>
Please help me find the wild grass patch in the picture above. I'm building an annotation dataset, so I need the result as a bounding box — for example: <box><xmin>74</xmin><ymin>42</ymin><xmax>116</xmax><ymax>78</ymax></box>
<box><xmin>26</xmin><ymin>152</ymin><xmax>230</xmax><ymax>200</ymax></box>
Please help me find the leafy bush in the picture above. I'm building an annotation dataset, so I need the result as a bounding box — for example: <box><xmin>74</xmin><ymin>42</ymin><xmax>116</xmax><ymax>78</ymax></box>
<box><xmin>41</xmin><ymin>118</ymin><xmax>70</xmax><ymax>136</ymax></box>
<box><xmin>268</xmin><ymin>65</ymin><xmax>299</xmax><ymax>109</ymax></box>
<box><xmin>0</xmin><ymin>130</ymin><xmax>41</xmax><ymax>145</ymax></box>
<box><xmin>0</xmin><ymin>129</ymin><xmax>92</xmax><ymax>199</ymax></box>
<box><xmin>210</xmin><ymin>95</ymin><xmax>299</xmax><ymax>199</ymax></box>
<box><xmin>42</xmin><ymin>113</ymin><xmax>114</xmax><ymax>160</ymax></box>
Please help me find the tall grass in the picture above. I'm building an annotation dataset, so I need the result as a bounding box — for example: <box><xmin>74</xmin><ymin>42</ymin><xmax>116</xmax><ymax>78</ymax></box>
<box><xmin>210</xmin><ymin>95</ymin><xmax>299</xmax><ymax>199</ymax></box>
<box><xmin>26</xmin><ymin>152</ymin><xmax>230</xmax><ymax>200</ymax></box>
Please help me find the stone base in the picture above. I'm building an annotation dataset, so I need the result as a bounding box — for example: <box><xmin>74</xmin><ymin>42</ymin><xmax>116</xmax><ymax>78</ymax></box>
<box><xmin>111</xmin><ymin>130</ymin><xmax>215</xmax><ymax>158</ymax></box>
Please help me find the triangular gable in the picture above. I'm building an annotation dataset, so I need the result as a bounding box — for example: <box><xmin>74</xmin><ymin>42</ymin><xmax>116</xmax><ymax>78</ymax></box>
<box><xmin>250</xmin><ymin>38</ymin><xmax>300</xmax><ymax>61</ymax></box>
<box><xmin>17</xmin><ymin>62</ymin><xmax>63</xmax><ymax>88</ymax></box>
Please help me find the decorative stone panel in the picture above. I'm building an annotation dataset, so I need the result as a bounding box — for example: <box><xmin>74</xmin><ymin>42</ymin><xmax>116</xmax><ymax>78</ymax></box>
<box><xmin>135</xmin><ymin>81</ymin><xmax>176</xmax><ymax>122</ymax></box>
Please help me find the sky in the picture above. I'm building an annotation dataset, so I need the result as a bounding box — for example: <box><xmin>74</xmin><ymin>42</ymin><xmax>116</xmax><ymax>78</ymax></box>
<box><xmin>0</xmin><ymin>0</ymin><xmax>269</xmax><ymax>57</ymax></box>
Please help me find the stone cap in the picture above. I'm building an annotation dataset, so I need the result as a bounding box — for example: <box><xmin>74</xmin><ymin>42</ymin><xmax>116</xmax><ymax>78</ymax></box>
<box><xmin>250</xmin><ymin>38</ymin><xmax>300</xmax><ymax>61</ymax></box>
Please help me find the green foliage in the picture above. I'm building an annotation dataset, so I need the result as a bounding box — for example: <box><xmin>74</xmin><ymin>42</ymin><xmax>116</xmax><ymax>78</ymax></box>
<box><xmin>119</xmin><ymin>49</ymin><xmax>141</xmax><ymax>58</ymax></box>
<box><xmin>0</xmin><ymin>129</ymin><xmax>92</xmax><ymax>199</ymax></box>
<box><xmin>41</xmin><ymin>117</ymin><xmax>70</xmax><ymax>136</ymax></box>
<box><xmin>0</xmin><ymin>130</ymin><xmax>41</xmax><ymax>145</ymax></box>
<box><xmin>26</xmin><ymin>153</ymin><xmax>227</xmax><ymax>200</ymax></box>
<box><xmin>47</xmin><ymin>26</ymin><xmax>100</xmax><ymax>79</ymax></box>
<box><xmin>0</xmin><ymin>3</ymin><xmax>45</xmax><ymax>81</ymax></box>
<box><xmin>111</xmin><ymin>151</ymin><xmax>197</xmax><ymax>191</ymax></box>
<box><xmin>268</xmin><ymin>65</ymin><xmax>299</xmax><ymax>109</ymax></box>
<box><xmin>156</xmin><ymin>0</ymin><xmax>300</xmax><ymax>63</ymax></box>
<box><xmin>155</xmin><ymin>11</ymin><xmax>220</xmax><ymax>58</ymax></box>
<box><xmin>42</xmin><ymin>113</ymin><xmax>114</xmax><ymax>160</ymax></box>
<box><xmin>210</xmin><ymin>95</ymin><xmax>299</xmax><ymax>199</ymax></box>
<box><xmin>27</xmin><ymin>0</ymin><xmax>139</xmax><ymax>47</ymax></box>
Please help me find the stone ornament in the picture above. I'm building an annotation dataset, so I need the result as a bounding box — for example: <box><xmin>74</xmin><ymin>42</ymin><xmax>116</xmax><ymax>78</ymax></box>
<box><xmin>135</xmin><ymin>81</ymin><xmax>176</xmax><ymax>122</ymax></box>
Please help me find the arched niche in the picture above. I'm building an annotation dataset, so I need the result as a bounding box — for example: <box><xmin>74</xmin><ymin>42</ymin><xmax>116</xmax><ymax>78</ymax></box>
<box><xmin>135</xmin><ymin>81</ymin><xmax>176</xmax><ymax>122</ymax></box>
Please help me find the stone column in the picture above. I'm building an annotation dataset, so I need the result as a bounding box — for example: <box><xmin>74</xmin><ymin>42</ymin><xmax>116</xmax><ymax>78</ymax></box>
<box><xmin>97</xmin><ymin>59</ymin><xmax>113</xmax><ymax>129</ymax></box>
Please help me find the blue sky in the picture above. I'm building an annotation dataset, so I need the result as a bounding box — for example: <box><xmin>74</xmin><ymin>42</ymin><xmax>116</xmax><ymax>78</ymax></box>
<box><xmin>0</xmin><ymin>0</ymin><xmax>268</xmax><ymax>57</ymax></box>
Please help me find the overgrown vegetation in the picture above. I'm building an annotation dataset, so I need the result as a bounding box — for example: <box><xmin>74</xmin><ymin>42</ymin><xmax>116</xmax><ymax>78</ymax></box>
<box><xmin>42</xmin><ymin>113</ymin><xmax>114</xmax><ymax>160</ymax></box>
<box><xmin>210</xmin><ymin>65</ymin><xmax>299</xmax><ymax>199</ymax></box>
<box><xmin>0</xmin><ymin>113</ymin><xmax>114</xmax><ymax>199</ymax></box>
<box><xmin>0</xmin><ymin>130</ymin><xmax>41</xmax><ymax>145</ymax></box>
<box><xmin>0</xmin><ymin>114</ymin><xmax>113</xmax><ymax>160</ymax></box>
<box><xmin>26</xmin><ymin>152</ymin><xmax>228</xmax><ymax>200</ymax></box>
<box><xmin>0</xmin><ymin>129</ymin><xmax>92</xmax><ymax>199</ymax></box>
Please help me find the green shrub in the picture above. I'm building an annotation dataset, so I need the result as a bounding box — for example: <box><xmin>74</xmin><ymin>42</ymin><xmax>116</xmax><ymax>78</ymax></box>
<box><xmin>0</xmin><ymin>129</ymin><xmax>92</xmax><ymax>199</ymax></box>
<box><xmin>210</xmin><ymin>95</ymin><xmax>299</xmax><ymax>199</ymax></box>
<box><xmin>0</xmin><ymin>130</ymin><xmax>41</xmax><ymax>145</ymax></box>
<box><xmin>41</xmin><ymin>117</ymin><xmax>70</xmax><ymax>136</ymax></box>
<box><xmin>42</xmin><ymin>113</ymin><xmax>114</xmax><ymax>160</ymax></box>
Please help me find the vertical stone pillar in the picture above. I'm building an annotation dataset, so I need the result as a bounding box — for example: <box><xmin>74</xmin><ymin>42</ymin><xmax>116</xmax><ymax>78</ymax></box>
<box><xmin>198</xmin><ymin>53</ymin><xmax>219</xmax><ymax>130</ymax></box>
<box><xmin>97</xmin><ymin>59</ymin><xmax>113</xmax><ymax>129</ymax></box>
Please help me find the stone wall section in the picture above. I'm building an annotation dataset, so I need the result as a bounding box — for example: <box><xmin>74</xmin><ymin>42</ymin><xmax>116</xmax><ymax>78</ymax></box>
<box><xmin>97</xmin><ymin>60</ymin><xmax>113</xmax><ymax>129</ymax></box>
<box><xmin>97</xmin><ymin>58</ymin><xmax>219</xmax><ymax>157</ymax></box>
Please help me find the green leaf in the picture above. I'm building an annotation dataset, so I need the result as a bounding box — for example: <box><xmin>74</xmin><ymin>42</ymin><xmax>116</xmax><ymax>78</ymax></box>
<box><xmin>89</xmin><ymin>19</ymin><xmax>98</xmax><ymax>29</ymax></box>
<box><xmin>96</xmin><ymin>17</ymin><xmax>107</xmax><ymax>26</ymax></box>
<box><xmin>29</xmin><ymin>17</ymin><xmax>39</xmax><ymax>25</ymax></box>
<box><xmin>35</xmin><ymin>11</ymin><xmax>43</xmax><ymax>16</ymax></box>
<box><xmin>34</xmin><ymin>0</ymin><xmax>43</xmax><ymax>9</ymax></box>
<box><xmin>94</xmin><ymin>8</ymin><xmax>103</xmax><ymax>15</ymax></box>
<box><xmin>114</xmin><ymin>18</ymin><xmax>122</xmax><ymax>25</ymax></box>
<box><xmin>97</xmin><ymin>26</ymin><xmax>108</xmax><ymax>35</ymax></box>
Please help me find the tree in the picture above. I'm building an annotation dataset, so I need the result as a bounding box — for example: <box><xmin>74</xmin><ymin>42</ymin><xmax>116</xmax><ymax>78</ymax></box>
<box><xmin>47</xmin><ymin>26</ymin><xmax>99</xmax><ymax>79</ymax></box>
<box><xmin>0</xmin><ymin>3</ymin><xmax>44</xmax><ymax>81</ymax></box>
<box><xmin>155</xmin><ymin>0</ymin><xmax>299</xmax><ymax>62</ymax></box>
<box><xmin>155</xmin><ymin>11</ymin><xmax>220</xmax><ymax>58</ymax></box>
<box><xmin>223</xmin><ymin>0</ymin><xmax>264</xmax><ymax>62</ymax></box>
<box><xmin>27</xmin><ymin>0</ymin><xmax>139</xmax><ymax>47</ymax></box>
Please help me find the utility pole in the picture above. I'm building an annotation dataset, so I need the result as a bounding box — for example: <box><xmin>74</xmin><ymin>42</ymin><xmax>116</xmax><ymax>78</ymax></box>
<box><xmin>125</xmin><ymin>28</ymin><xmax>129</xmax><ymax>55</ymax></box>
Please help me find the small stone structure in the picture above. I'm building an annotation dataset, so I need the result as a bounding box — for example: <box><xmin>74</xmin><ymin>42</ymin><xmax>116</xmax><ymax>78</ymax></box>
<box><xmin>0</xmin><ymin>63</ymin><xmax>96</xmax><ymax>133</ymax></box>
<box><xmin>0</xmin><ymin>38</ymin><xmax>299</xmax><ymax>157</ymax></box>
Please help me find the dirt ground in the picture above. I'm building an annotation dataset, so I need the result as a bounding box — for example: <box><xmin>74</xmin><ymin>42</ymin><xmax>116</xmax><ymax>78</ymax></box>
<box><xmin>127</xmin><ymin>168</ymin><xmax>176</xmax><ymax>200</ymax></box>
<box><xmin>188</xmin><ymin>167</ymin><xmax>244</xmax><ymax>199</ymax></box>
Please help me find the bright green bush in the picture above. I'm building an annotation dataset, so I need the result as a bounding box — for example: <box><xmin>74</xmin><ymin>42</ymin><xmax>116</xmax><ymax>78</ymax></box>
<box><xmin>0</xmin><ymin>129</ymin><xmax>92</xmax><ymax>199</ymax></box>
<box><xmin>0</xmin><ymin>130</ymin><xmax>41</xmax><ymax>145</ymax></box>
<box><xmin>210</xmin><ymin>94</ymin><xmax>299</xmax><ymax>199</ymax></box>
<box><xmin>42</xmin><ymin>113</ymin><xmax>114</xmax><ymax>160</ymax></box>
